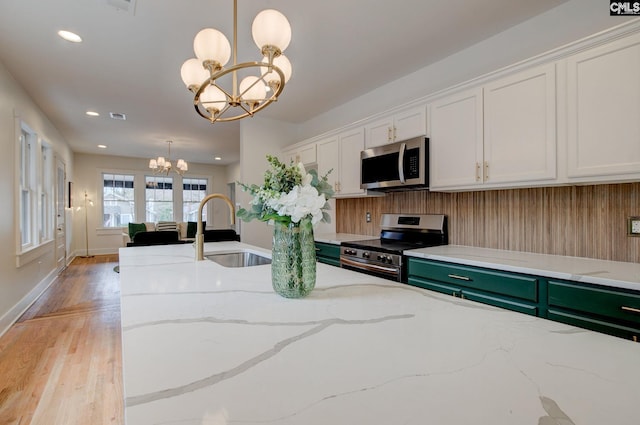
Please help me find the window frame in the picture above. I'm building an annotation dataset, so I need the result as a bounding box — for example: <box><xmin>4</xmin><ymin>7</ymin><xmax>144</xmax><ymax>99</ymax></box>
<box><xmin>182</xmin><ymin>177</ymin><xmax>209</xmax><ymax>222</ymax></box>
<box><xmin>15</xmin><ymin>118</ymin><xmax>56</xmax><ymax>267</ymax></box>
<box><xmin>102</xmin><ymin>172</ymin><xmax>136</xmax><ymax>228</ymax></box>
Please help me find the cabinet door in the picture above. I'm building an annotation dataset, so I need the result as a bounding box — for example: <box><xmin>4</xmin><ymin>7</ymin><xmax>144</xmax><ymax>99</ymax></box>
<box><xmin>317</xmin><ymin>136</ymin><xmax>340</xmax><ymax>194</ymax></box>
<box><xmin>394</xmin><ymin>106</ymin><xmax>426</xmax><ymax>142</ymax></box>
<box><xmin>338</xmin><ymin>128</ymin><xmax>365</xmax><ymax>196</ymax></box>
<box><xmin>281</xmin><ymin>149</ymin><xmax>297</xmax><ymax>164</ymax></box>
<box><xmin>567</xmin><ymin>33</ymin><xmax>640</xmax><ymax>180</ymax></box>
<box><xmin>429</xmin><ymin>87</ymin><xmax>484</xmax><ymax>189</ymax></box>
<box><xmin>365</xmin><ymin>117</ymin><xmax>394</xmax><ymax>148</ymax></box>
<box><xmin>483</xmin><ymin>63</ymin><xmax>557</xmax><ymax>184</ymax></box>
<box><xmin>299</xmin><ymin>144</ymin><xmax>317</xmax><ymax>166</ymax></box>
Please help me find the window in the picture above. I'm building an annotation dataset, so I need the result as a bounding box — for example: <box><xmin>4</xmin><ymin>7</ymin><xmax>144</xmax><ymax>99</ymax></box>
<box><xmin>183</xmin><ymin>178</ymin><xmax>208</xmax><ymax>222</ymax></box>
<box><xmin>103</xmin><ymin>173</ymin><xmax>135</xmax><ymax>227</ymax></box>
<box><xmin>19</xmin><ymin>127</ymin><xmax>35</xmax><ymax>249</ymax></box>
<box><xmin>17</xmin><ymin>122</ymin><xmax>54</xmax><ymax>257</ymax></box>
<box><xmin>145</xmin><ymin>176</ymin><xmax>173</xmax><ymax>222</ymax></box>
<box><xmin>39</xmin><ymin>143</ymin><xmax>54</xmax><ymax>242</ymax></box>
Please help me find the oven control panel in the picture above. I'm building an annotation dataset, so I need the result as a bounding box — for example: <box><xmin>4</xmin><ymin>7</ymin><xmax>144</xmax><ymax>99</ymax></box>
<box><xmin>340</xmin><ymin>247</ymin><xmax>402</xmax><ymax>267</ymax></box>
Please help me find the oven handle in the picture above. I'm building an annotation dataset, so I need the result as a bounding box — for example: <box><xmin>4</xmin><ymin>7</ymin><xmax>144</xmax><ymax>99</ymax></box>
<box><xmin>340</xmin><ymin>257</ymin><xmax>399</xmax><ymax>275</ymax></box>
<box><xmin>398</xmin><ymin>142</ymin><xmax>406</xmax><ymax>183</ymax></box>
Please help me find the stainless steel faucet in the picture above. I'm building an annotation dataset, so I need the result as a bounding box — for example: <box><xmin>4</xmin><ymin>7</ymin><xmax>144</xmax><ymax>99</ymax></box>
<box><xmin>195</xmin><ymin>193</ymin><xmax>236</xmax><ymax>261</ymax></box>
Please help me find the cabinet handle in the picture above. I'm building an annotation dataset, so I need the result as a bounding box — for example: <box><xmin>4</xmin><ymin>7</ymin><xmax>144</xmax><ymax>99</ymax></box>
<box><xmin>634</xmin><ymin>336</ymin><xmax>638</xmax><ymax>343</ymax></box>
<box><xmin>448</xmin><ymin>274</ymin><xmax>471</xmax><ymax>281</ymax></box>
<box><xmin>387</xmin><ymin>127</ymin><xmax>392</xmax><ymax>142</ymax></box>
<box><xmin>484</xmin><ymin>161</ymin><xmax>489</xmax><ymax>181</ymax></box>
<box><xmin>461</xmin><ymin>293</ymin><xmax>465</xmax><ymax>299</ymax></box>
<box><xmin>452</xmin><ymin>292</ymin><xmax>457</xmax><ymax>297</ymax></box>
<box><xmin>393</xmin><ymin>126</ymin><xmax>397</xmax><ymax>141</ymax></box>
<box><xmin>622</xmin><ymin>306</ymin><xmax>640</xmax><ymax>314</ymax></box>
<box><xmin>475</xmin><ymin>163</ymin><xmax>481</xmax><ymax>182</ymax></box>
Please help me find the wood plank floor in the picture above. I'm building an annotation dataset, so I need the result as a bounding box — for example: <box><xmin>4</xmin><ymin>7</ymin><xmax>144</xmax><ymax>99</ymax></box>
<box><xmin>0</xmin><ymin>255</ymin><xmax>124</xmax><ymax>425</ymax></box>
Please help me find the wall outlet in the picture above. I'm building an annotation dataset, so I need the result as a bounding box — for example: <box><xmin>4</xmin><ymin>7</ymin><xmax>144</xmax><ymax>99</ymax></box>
<box><xmin>628</xmin><ymin>216</ymin><xmax>640</xmax><ymax>237</ymax></box>
<box><xmin>366</xmin><ymin>212</ymin><xmax>371</xmax><ymax>223</ymax></box>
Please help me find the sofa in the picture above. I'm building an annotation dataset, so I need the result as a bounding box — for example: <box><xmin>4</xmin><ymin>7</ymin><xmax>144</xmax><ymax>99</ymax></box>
<box><xmin>123</xmin><ymin>221</ymin><xmax>239</xmax><ymax>247</ymax></box>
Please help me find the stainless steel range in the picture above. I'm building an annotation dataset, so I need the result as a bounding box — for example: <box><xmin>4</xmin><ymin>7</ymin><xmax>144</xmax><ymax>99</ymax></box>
<box><xmin>340</xmin><ymin>213</ymin><xmax>448</xmax><ymax>282</ymax></box>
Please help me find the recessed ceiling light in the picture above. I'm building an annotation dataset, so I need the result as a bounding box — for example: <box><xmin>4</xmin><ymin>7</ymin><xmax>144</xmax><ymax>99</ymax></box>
<box><xmin>58</xmin><ymin>30</ymin><xmax>82</xmax><ymax>43</ymax></box>
<box><xmin>86</xmin><ymin>111</ymin><xmax>100</xmax><ymax>117</ymax></box>
<box><xmin>214</xmin><ymin>157</ymin><xmax>222</xmax><ymax>161</ymax></box>
<box><xmin>97</xmin><ymin>145</ymin><xmax>107</xmax><ymax>149</ymax></box>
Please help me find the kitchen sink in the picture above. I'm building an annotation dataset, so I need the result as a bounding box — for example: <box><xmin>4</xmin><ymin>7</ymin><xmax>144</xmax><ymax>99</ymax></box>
<box><xmin>204</xmin><ymin>250</ymin><xmax>271</xmax><ymax>268</ymax></box>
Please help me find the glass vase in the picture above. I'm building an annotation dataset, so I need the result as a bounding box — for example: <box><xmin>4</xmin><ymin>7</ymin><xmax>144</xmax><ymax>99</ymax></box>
<box><xmin>271</xmin><ymin>217</ymin><xmax>316</xmax><ymax>298</ymax></box>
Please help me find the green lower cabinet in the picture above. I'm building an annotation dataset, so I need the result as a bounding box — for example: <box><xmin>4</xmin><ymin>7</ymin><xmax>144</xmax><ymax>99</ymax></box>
<box><xmin>407</xmin><ymin>257</ymin><xmax>640</xmax><ymax>342</ymax></box>
<box><xmin>548</xmin><ymin>280</ymin><xmax>640</xmax><ymax>341</ymax></box>
<box><xmin>407</xmin><ymin>258</ymin><xmax>542</xmax><ymax>317</ymax></box>
<box><xmin>315</xmin><ymin>242</ymin><xmax>340</xmax><ymax>267</ymax></box>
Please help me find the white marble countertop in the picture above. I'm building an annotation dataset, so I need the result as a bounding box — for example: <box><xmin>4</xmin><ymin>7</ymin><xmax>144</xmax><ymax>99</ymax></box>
<box><xmin>314</xmin><ymin>232</ymin><xmax>371</xmax><ymax>244</ymax></box>
<box><xmin>119</xmin><ymin>242</ymin><xmax>640</xmax><ymax>425</ymax></box>
<box><xmin>405</xmin><ymin>245</ymin><xmax>640</xmax><ymax>291</ymax></box>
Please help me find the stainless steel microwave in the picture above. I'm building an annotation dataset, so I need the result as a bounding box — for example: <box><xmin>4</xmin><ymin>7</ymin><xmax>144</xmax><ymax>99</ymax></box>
<box><xmin>360</xmin><ymin>136</ymin><xmax>429</xmax><ymax>191</ymax></box>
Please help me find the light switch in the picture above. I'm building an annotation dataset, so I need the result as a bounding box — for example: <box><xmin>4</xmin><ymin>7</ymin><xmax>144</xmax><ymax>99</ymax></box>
<box><xmin>628</xmin><ymin>217</ymin><xmax>640</xmax><ymax>237</ymax></box>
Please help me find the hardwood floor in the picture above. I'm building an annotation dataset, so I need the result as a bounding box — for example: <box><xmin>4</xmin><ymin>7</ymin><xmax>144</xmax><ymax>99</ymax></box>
<box><xmin>0</xmin><ymin>255</ymin><xmax>123</xmax><ymax>425</ymax></box>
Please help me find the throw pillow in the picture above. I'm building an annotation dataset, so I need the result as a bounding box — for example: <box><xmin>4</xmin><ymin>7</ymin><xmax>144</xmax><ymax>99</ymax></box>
<box><xmin>186</xmin><ymin>221</ymin><xmax>205</xmax><ymax>238</ymax></box>
<box><xmin>128</xmin><ymin>222</ymin><xmax>147</xmax><ymax>239</ymax></box>
<box><xmin>156</xmin><ymin>221</ymin><xmax>178</xmax><ymax>232</ymax></box>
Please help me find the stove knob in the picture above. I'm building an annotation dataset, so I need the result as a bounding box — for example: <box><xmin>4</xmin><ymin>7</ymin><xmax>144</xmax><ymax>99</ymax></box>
<box><xmin>377</xmin><ymin>255</ymin><xmax>383</xmax><ymax>261</ymax></box>
<box><xmin>363</xmin><ymin>252</ymin><xmax>370</xmax><ymax>259</ymax></box>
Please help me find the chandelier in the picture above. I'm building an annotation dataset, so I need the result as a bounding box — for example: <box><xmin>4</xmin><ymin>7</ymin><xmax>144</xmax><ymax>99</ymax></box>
<box><xmin>180</xmin><ymin>0</ymin><xmax>292</xmax><ymax>124</ymax></box>
<box><xmin>149</xmin><ymin>141</ymin><xmax>188</xmax><ymax>175</ymax></box>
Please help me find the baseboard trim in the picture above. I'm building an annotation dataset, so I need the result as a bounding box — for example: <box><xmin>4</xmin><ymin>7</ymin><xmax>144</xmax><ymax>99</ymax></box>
<box><xmin>0</xmin><ymin>269</ymin><xmax>59</xmax><ymax>337</ymax></box>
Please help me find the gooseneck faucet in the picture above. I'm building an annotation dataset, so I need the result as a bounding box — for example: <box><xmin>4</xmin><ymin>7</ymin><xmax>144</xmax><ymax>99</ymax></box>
<box><xmin>195</xmin><ymin>193</ymin><xmax>236</xmax><ymax>261</ymax></box>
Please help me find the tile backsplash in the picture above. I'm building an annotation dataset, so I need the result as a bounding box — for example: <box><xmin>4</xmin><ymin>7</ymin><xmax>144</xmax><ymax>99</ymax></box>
<box><xmin>336</xmin><ymin>183</ymin><xmax>640</xmax><ymax>263</ymax></box>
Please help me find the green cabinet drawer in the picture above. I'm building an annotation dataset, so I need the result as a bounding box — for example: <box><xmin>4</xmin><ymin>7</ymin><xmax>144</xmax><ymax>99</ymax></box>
<box><xmin>315</xmin><ymin>242</ymin><xmax>340</xmax><ymax>267</ymax></box>
<box><xmin>408</xmin><ymin>259</ymin><xmax>539</xmax><ymax>302</ymax></box>
<box><xmin>548</xmin><ymin>280</ymin><xmax>640</xmax><ymax>326</ymax></box>
<box><xmin>548</xmin><ymin>309</ymin><xmax>640</xmax><ymax>341</ymax></box>
<box><xmin>315</xmin><ymin>242</ymin><xmax>339</xmax><ymax>258</ymax></box>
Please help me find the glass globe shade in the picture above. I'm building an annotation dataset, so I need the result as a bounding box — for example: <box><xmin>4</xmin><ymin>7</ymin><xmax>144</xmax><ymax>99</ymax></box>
<box><xmin>252</xmin><ymin>9</ymin><xmax>291</xmax><ymax>52</ymax></box>
<box><xmin>201</xmin><ymin>85</ymin><xmax>227</xmax><ymax>110</ymax></box>
<box><xmin>239</xmin><ymin>76</ymin><xmax>267</xmax><ymax>101</ymax></box>
<box><xmin>261</xmin><ymin>54</ymin><xmax>292</xmax><ymax>84</ymax></box>
<box><xmin>181</xmin><ymin>58</ymin><xmax>209</xmax><ymax>88</ymax></box>
<box><xmin>193</xmin><ymin>28</ymin><xmax>231</xmax><ymax>66</ymax></box>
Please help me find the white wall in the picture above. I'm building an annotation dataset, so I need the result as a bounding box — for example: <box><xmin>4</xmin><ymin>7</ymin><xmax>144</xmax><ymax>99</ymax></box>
<box><xmin>72</xmin><ymin>153</ymin><xmax>230</xmax><ymax>256</ymax></box>
<box><xmin>238</xmin><ymin>117</ymin><xmax>297</xmax><ymax>248</ymax></box>
<box><xmin>298</xmin><ymin>0</ymin><xmax>637</xmax><ymax>140</ymax></box>
<box><xmin>0</xmin><ymin>60</ymin><xmax>74</xmax><ymax>334</ymax></box>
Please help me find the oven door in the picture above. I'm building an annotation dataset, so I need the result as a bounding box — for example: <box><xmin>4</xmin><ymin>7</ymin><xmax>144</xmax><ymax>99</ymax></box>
<box><xmin>340</xmin><ymin>256</ymin><xmax>402</xmax><ymax>282</ymax></box>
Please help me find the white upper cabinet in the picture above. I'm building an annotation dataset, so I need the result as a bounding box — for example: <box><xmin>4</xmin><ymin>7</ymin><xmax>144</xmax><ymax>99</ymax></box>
<box><xmin>282</xmin><ymin>144</ymin><xmax>317</xmax><ymax>166</ymax></box>
<box><xmin>429</xmin><ymin>88</ymin><xmax>484</xmax><ymax>189</ymax></box>
<box><xmin>566</xmin><ymin>32</ymin><xmax>640</xmax><ymax>182</ymax></box>
<box><xmin>317</xmin><ymin>128</ymin><xmax>365</xmax><ymax>197</ymax></box>
<box><xmin>365</xmin><ymin>105</ymin><xmax>426</xmax><ymax>148</ymax></box>
<box><xmin>483</xmin><ymin>63</ymin><xmax>557</xmax><ymax>184</ymax></box>
<box><xmin>429</xmin><ymin>63</ymin><xmax>557</xmax><ymax>191</ymax></box>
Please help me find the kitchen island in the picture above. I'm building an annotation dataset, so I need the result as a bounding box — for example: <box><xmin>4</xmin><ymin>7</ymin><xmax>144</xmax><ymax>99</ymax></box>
<box><xmin>119</xmin><ymin>241</ymin><xmax>639</xmax><ymax>425</ymax></box>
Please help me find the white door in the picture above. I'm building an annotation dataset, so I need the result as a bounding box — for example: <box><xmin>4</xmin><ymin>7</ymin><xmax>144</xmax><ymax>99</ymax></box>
<box><xmin>483</xmin><ymin>63</ymin><xmax>557</xmax><ymax>184</ymax></box>
<box><xmin>55</xmin><ymin>158</ymin><xmax>67</xmax><ymax>272</ymax></box>
<box><xmin>567</xmin><ymin>32</ymin><xmax>640</xmax><ymax>180</ymax></box>
<box><xmin>429</xmin><ymin>87</ymin><xmax>484</xmax><ymax>190</ymax></box>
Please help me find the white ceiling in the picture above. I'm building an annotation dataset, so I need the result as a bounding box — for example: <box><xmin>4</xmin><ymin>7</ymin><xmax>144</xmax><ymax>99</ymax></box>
<box><xmin>0</xmin><ymin>0</ymin><xmax>569</xmax><ymax>165</ymax></box>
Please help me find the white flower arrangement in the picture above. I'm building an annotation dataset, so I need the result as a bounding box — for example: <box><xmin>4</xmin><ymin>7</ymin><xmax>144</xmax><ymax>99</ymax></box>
<box><xmin>237</xmin><ymin>155</ymin><xmax>334</xmax><ymax>226</ymax></box>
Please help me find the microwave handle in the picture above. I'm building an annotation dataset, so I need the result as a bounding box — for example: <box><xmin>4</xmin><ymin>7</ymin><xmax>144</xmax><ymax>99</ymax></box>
<box><xmin>398</xmin><ymin>142</ymin><xmax>406</xmax><ymax>183</ymax></box>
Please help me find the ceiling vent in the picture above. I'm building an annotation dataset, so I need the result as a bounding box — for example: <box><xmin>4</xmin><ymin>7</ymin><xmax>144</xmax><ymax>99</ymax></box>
<box><xmin>109</xmin><ymin>112</ymin><xmax>127</xmax><ymax>121</ymax></box>
<box><xmin>106</xmin><ymin>0</ymin><xmax>136</xmax><ymax>15</ymax></box>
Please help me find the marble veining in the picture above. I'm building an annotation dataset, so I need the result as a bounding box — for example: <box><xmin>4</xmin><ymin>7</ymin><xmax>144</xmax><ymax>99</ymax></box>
<box><xmin>119</xmin><ymin>242</ymin><xmax>640</xmax><ymax>425</ymax></box>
